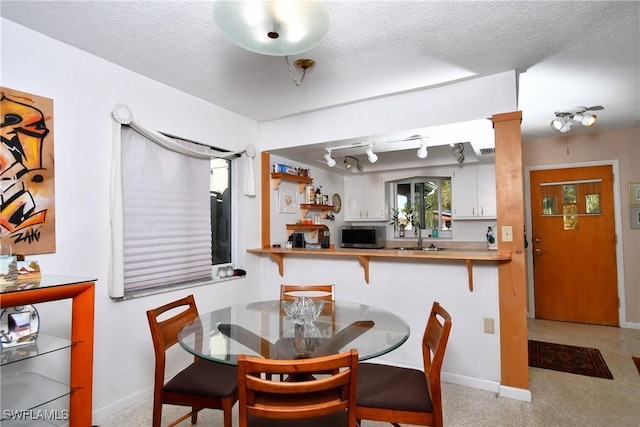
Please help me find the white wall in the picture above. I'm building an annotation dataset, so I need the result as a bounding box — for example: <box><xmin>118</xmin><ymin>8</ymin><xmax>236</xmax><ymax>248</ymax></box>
<box><xmin>1</xmin><ymin>19</ymin><xmax>262</xmax><ymax>421</ymax></box>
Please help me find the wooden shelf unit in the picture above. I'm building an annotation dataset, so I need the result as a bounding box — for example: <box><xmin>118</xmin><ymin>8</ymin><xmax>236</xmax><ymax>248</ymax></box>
<box><xmin>299</xmin><ymin>203</ymin><xmax>335</xmax><ymax>218</ymax></box>
<box><xmin>270</xmin><ymin>172</ymin><xmax>313</xmax><ymax>193</ymax></box>
<box><xmin>0</xmin><ymin>276</ymin><xmax>95</xmax><ymax>427</ymax></box>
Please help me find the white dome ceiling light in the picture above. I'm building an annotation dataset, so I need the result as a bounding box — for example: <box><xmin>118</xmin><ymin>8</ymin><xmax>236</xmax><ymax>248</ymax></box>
<box><xmin>213</xmin><ymin>0</ymin><xmax>329</xmax><ymax>86</ymax></box>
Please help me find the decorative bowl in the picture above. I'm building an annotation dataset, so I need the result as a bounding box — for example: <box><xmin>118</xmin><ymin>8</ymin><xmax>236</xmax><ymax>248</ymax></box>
<box><xmin>281</xmin><ymin>297</ymin><xmax>325</xmax><ymax>325</ymax></box>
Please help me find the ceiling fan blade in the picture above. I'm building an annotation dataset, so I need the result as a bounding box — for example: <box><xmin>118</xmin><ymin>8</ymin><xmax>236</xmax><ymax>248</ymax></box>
<box><xmin>586</xmin><ymin>105</ymin><xmax>604</xmax><ymax>111</ymax></box>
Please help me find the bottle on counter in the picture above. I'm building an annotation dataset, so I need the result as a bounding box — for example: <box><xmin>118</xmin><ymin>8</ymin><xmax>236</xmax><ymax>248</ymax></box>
<box><xmin>486</xmin><ymin>227</ymin><xmax>497</xmax><ymax>250</ymax></box>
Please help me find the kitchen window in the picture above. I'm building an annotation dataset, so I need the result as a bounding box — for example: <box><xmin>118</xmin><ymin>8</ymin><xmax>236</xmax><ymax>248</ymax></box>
<box><xmin>392</xmin><ymin>178</ymin><xmax>451</xmax><ymax>237</ymax></box>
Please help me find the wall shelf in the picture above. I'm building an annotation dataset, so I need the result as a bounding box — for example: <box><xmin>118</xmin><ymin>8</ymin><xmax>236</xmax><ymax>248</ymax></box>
<box><xmin>270</xmin><ymin>173</ymin><xmax>313</xmax><ymax>193</ymax></box>
<box><xmin>299</xmin><ymin>203</ymin><xmax>335</xmax><ymax>218</ymax></box>
<box><xmin>286</xmin><ymin>224</ymin><xmax>328</xmax><ymax>238</ymax></box>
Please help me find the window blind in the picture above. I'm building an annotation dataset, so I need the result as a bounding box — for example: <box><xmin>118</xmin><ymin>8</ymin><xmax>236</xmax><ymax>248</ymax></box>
<box><xmin>120</xmin><ymin>126</ymin><xmax>212</xmax><ymax>292</ymax></box>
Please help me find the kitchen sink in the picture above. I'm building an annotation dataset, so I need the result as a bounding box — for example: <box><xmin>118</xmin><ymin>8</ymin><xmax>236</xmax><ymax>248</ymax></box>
<box><xmin>392</xmin><ymin>246</ymin><xmax>446</xmax><ymax>251</ymax></box>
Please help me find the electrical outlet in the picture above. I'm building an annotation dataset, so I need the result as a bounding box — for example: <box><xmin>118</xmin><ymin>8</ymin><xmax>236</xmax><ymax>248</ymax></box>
<box><xmin>501</xmin><ymin>226</ymin><xmax>513</xmax><ymax>242</ymax></box>
<box><xmin>483</xmin><ymin>318</ymin><xmax>495</xmax><ymax>334</ymax></box>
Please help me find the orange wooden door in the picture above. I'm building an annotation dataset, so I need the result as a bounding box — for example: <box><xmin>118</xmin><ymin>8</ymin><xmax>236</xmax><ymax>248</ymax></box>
<box><xmin>530</xmin><ymin>165</ymin><xmax>618</xmax><ymax>325</ymax></box>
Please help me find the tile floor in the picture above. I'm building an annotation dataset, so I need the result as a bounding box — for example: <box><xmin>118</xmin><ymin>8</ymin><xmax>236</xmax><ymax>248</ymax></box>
<box><xmin>97</xmin><ymin>319</ymin><xmax>640</xmax><ymax>426</ymax></box>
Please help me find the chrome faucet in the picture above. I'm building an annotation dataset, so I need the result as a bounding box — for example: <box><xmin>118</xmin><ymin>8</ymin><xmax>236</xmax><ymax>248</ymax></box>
<box><xmin>416</xmin><ymin>222</ymin><xmax>423</xmax><ymax>249</ymax></box>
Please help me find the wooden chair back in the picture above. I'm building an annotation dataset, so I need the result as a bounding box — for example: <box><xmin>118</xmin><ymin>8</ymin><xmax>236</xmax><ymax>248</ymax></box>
<box><xmin>146</xmin><ymin>294</ymin><xmax>237</xmax><ymax>427</ymax></box>
<box><xmin>280</xmin><ymin>284</ymin><xmax>335</xmax><ymax>301</ymax></box>
<box><xmin>422</xmin><ymin>301</ymin><xmax>453</xmax><ymax>426</ymax></box>
<box><xmin>237</xmin><ymin>349</ymin><xmax>359</xmax><ymax>427</ymax></box>
<box><xmin>147</xmin><ymin>294</ymin><xmax>200</xmax><ymax>382</ymax></box>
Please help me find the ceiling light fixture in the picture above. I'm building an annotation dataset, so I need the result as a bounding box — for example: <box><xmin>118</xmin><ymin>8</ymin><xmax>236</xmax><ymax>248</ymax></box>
<box><xmin>324</xmin><ymin>149</ymin><xmax>336</xmax><ymax>167</ymax></box>
<box><xmin>213</xmin><ymin>0</ymin><xmax>329</xmax><ymax>56</ymax></box>
<box><xmin>416</xmin><ymin>138</ymin><xmax>429</xmax><ymax>159</ymax></box>
<box><xmin>550</xmin><ymin>105</ymin><xmax>603</xmax><ymax>133</ymax></box>
<box><xmin>285</xmin><ymin>57</ymin><xmax>315</xmax><ymax>86</ymax></box>
<box><xmin>365</xmin><ymin>144</ymin><xmax>378</xmax><ymax>163</ymax></box>
<box><xmin>344</xmin><ymin>156</ymin><xmax>363</xmax><ymax>172</ymax></box>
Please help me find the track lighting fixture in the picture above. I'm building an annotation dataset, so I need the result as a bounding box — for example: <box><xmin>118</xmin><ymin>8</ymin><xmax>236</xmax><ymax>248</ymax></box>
<box><xmin>324</xmin><ymin>149</ymin><xmax>336</xmax><ymax>167</ymax></box>
<box><xmin>365</xmin><ymin>144</ymin><xmax>378</xmax><ymax>163</ymax></box>
<box><xmin>452</xmin><ymin>143</ymin><xmax>465</xmax><ymax>164</ymax></box>
<box><xmin>343</xmin><ymin>156</ymin><xmax>363</xmax><ymax>172</ymax></box>
<box><xmin>416</xmin><ymin>138</ymin><xmax>428</xmax><ymax>159</ymax></box>
<box><xmin>550</xmin><ymin>105</ymin><xmax>602</xmax><ymax>133</ymax></box>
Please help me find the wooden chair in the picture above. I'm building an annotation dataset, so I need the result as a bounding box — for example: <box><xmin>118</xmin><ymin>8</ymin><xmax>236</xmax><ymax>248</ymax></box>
<box><xmin>356</xmin><ymin>301</ymin><xmax>452</xmax><ymax>427</ymax></box>
<box><xmin>280</xmin><ymin>284</ymin><xmax>335</xmax><ymax>301</ymax></box>
<box><xmin>146</xmin><ymin>294</ymin><xmax>238</xmax><ymax>427</ymax></box>
<box><xmin>278</xmin><ymin>284</ymin><xmax>336</xmax><ymax>367</ymax></box>
<box><xmin>237</xmin><ymin>349</ymin><xmax>359</xmax><ymax>427</ymax></box>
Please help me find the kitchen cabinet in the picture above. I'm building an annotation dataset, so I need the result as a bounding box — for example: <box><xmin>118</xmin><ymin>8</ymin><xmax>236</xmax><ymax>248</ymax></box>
<box><xmin>452</xmin><ymin>165</ymin><xmax>496</xmax><ymax>219</ymax></box>
<box><xmin>344</xmin><ymin>174</ymin><xmax>387</xmax><ymax>221</ymax></box>
<box><xmin>0</xmin><ymin>275</ymin><xmax>95</xmax><ymax>426</ymax></box>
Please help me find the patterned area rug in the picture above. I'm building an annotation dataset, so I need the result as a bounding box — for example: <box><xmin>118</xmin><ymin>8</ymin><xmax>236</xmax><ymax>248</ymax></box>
<box><xmin>633</xmin><ymin>356</ymin><xmax>640</xmax><ymax>375</ymax></box>
<box><xmin>528</xmin><ymin>340</ymin><xmax>613</xmax><ymax>379</ymax></box>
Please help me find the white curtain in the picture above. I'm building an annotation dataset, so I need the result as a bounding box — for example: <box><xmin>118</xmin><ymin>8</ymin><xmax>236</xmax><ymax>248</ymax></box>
<box><xmin>109</xmin><ymin>104</ymin><xmax>255</xmax><ymax>298</ymax></box>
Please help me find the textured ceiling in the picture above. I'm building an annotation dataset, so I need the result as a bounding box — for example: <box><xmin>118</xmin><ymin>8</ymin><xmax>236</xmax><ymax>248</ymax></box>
<box><xmin>2</xmin><ymin>0</ymin><xmax>638</xmax><ymax>158</ymax></box>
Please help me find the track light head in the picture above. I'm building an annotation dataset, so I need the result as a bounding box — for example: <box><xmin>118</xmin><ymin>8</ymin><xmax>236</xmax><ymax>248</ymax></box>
<box><xmin>324</xmin><ymin>149</ymin><xmax>336</xmax><ymax>167</ymax></box>
<box><xmin>574</xmin><ymin>113</ymin><xmax>597</xmax><ymax>127</ymax></box>
<box><xmin>550</xmin><ymin>116</ymin><xmax>572</xmax><ymax>133</ymax></box>
<box><xmin>417</xmin><ymin>139</ymin><xmax>428</xmax><ymax>159</ymax></box>
<box><xmin>366</xmin><ymin>144</ymin><xmax>378</xmax><ymax>163</ymax></box>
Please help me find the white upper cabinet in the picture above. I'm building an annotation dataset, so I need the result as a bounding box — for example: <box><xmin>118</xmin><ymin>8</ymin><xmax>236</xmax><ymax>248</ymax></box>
<box><xmin>344</xmin><ymin>174</ymin><xmax>387</xmax><ymax>221</ymax></box>
<box><xmin>452</xmin><ymin>164</ymin><xmax>496</xmax><ymax>219</ymax></box>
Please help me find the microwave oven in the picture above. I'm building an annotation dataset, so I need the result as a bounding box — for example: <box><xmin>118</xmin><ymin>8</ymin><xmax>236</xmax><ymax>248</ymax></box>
<box><xmin>340</xmin><ymin>226</ymin><xmax>386</xmax><ymax>249</ymax></box>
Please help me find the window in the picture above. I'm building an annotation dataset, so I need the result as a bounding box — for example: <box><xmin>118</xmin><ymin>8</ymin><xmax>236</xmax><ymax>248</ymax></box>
<box><xmin>210</xmin><ymin>158</ymin><xmax>231</xmax><ymax>265</ymax></box>
<box><xmin>115</xmin><ymin>126</ymin><xmax>233</xmax><ymax>298</ymax></box>
<box><xmin>392</xmin><ymin>178</ymin><xmax>451</xmax><ymax>236</ymax></box>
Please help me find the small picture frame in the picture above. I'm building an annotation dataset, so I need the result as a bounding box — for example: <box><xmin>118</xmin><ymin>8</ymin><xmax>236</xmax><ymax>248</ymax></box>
<box><xmin>631</xmin><ymin>207</ymin><xmax>640</xmax><ymax>230</ymax></box>
<box><xmin>278</xmin><ymin>188</ymin><xmax>298</xmax><ymax>214</ymax></box>
<box><xmin>629</xmin><ymin>183</ymin><xmax>640</xmax><ymax>206</ymax></box>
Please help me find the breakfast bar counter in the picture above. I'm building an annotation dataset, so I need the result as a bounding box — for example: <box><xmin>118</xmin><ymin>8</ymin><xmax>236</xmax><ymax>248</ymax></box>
<box><xmin>247</xmin><ymin>247</ymin><xmax>511</xmax><ymax>290</ymax></box>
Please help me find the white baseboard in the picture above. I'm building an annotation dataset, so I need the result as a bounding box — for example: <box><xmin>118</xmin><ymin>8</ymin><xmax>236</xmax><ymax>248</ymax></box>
<box><xmin>92</xmin><ymin>386</ymin><xmax>153</xmax><ymax>424</ymax></box>
<box><xmin>441</xmin><ymin>372</ymin><xmax>500</xmax><ymax>393</ymax></box>
<box><xmin>621</xmin><ymin>321</ymin><xmax>640</xmax><ymax>329</ymax></box>
<box><xmin>499</xmin><ymin>385</ymin><xmax>532</xmax><ymax>402</ymax></box>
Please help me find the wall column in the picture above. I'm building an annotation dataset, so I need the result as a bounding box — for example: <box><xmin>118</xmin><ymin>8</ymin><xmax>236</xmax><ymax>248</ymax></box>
<box><xmin>493</xmin><ymin>111</ymin><xmax>529</xmax><ymax>391</ymax></box>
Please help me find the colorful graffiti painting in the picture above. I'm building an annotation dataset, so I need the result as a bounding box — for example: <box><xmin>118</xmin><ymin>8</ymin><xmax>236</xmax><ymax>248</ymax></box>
<box><xmin>1</xmin><ymin>87</ymin><xmax>55</xmax><ymax>255</ymax></box>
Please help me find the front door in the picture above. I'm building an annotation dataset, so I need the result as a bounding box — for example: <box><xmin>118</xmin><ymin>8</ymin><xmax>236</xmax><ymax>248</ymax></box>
<box><xmin>530</xmin><ymin>165</ymin><xmax>618</xmax><ymax>326</ymax></box>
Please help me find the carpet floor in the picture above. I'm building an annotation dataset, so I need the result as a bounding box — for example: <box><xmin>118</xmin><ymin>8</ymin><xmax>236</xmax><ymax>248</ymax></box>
<box><xmin>528</xmin><ymin>339</ymin><xmax>613</xmax><ymax>379</ymax></box>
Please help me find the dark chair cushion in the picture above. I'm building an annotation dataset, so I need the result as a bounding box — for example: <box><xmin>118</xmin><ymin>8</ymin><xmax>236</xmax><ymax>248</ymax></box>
<box><xmin>247</xmin><ymin>411</ymin><xmax>348</xmax><ymax>427</ymax></box>
<box><xmin>357</xmin><ymin>363</ymin><xmax>433</xmax><ymax>413</ymax></box>
<box><xmin>164</xmin><ymin>358</ymin><xmax>238</xmax><ymax>397</ymax></box>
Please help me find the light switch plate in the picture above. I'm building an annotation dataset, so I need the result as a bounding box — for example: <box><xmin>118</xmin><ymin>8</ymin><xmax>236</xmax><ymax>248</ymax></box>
<box><xmin>501</xmin><ymin>226</ymin><xmax>513</xmax><ymax>242</ymax></box>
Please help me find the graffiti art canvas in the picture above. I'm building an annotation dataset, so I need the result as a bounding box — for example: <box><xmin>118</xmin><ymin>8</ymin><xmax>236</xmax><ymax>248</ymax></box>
<box><xmin>1</xmin><ymin>87</ymin><xmax>55</xmax><ymax>255</ymax></box>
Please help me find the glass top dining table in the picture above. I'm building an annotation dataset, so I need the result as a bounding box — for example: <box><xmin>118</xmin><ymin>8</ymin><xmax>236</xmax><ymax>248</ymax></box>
<box><xmin>178</xmin><ymin>300</ymin><xmax>410</xmax><ymax>365</ymax></box>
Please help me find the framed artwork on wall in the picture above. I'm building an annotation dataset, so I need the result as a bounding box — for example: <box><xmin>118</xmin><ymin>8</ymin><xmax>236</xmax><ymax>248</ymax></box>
<box><xmin>629</xmin><ymin>183</ymin><xmax>640</xmax><ymax>206</ymax></box>
<box><xmin>0</xmin><ymin>87</ymin><xmax>56</xmax><ymax>255</ymax></box>
<box><xmin>278</xmin><ymin>188</ymin><xmax>298</xmax><ymax>214</ymax></box>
